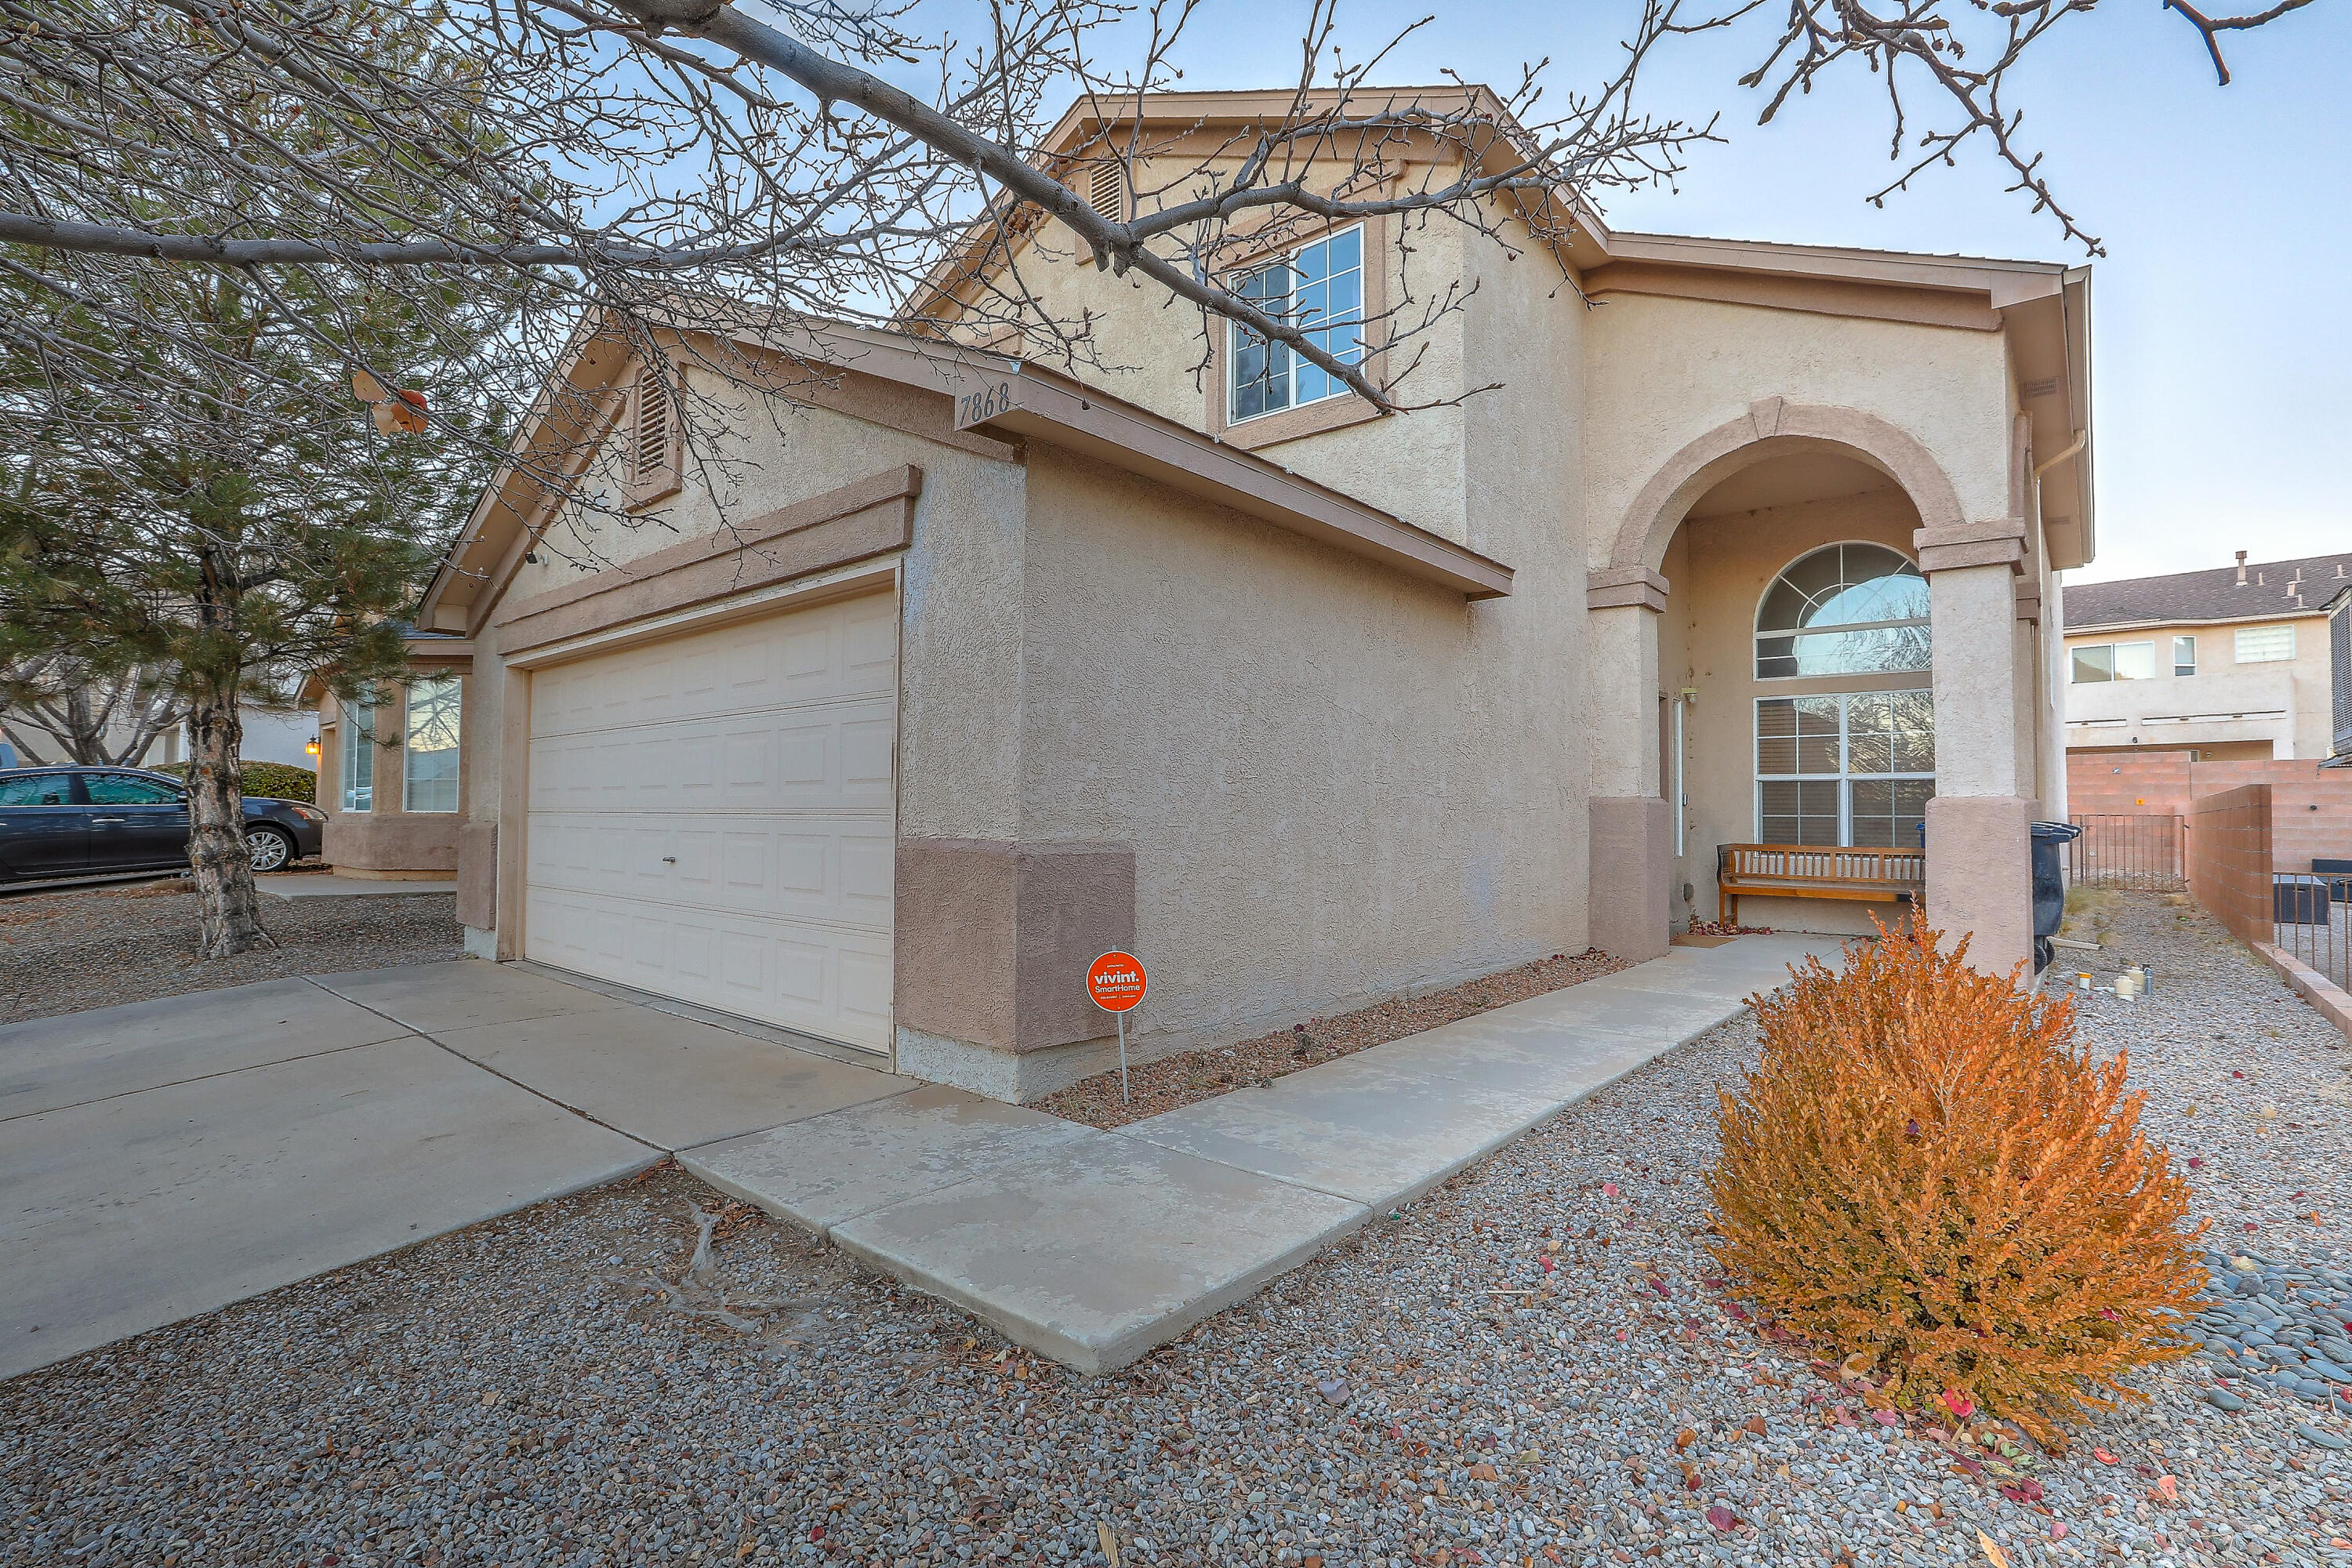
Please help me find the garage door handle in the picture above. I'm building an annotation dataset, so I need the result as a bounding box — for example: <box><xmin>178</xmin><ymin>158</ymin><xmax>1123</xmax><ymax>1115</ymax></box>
<box><xmin>662</xmin><ymin>855</ymin><xmax>677</xmax><ymax>863</ymax></box>
<box><xmin>89</xmin><ymin>816</ymin><xmax>125</xmax><ymax>825</ymax></box>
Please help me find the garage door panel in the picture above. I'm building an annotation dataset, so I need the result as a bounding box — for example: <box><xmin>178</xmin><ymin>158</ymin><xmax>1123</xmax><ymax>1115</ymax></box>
<box><xmin>527</xmin><ymin>810</ymin><xmax>889</xmax><ymax>925</ymax></box>
<box><xmin>524</xmin><ymin>591</ymin><xmax>897</xmax><ymax>1052</ymax></box>
<box><xmin>524</xmin><ymin>886</ymin><xmax>893</xmax><ymax>1052</ymax></box>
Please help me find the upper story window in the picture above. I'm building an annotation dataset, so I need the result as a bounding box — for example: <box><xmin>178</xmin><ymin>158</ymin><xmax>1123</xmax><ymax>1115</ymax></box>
<box><xmin>1754</xmin><ymin>543</ymin><xmax>1931</xmax><ymax>680</ymax></box>
<box><xmin>1229</xmin><ymin>226</ymin><xmax>1365</xmax><ymax>423</ymax></box>
<box><xmin>2071</xmin><ymin>641</ymin><xmax>2156</xmax><ymax>683</ymax></box>
<box><xmin>2235</xmin><ymin>624</ymin><xmax>2296</xmax><ymax>663</ymax></box>
<box><xmin>2173</xmin><ymin>635</ymin><xmax>2198</xmax><ymax>677</ymax></box>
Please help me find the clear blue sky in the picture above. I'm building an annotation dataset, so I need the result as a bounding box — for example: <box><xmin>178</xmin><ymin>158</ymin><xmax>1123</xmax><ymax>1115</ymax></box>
<box><xmin>1132</xmin><ymin>0</ymin><xmax>2350</xmax><ymax>583</ymax></box>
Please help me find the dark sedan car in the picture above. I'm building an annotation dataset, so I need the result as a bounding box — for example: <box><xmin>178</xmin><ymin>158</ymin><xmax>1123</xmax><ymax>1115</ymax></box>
<box><xmin>0</xmin><ymin>766</ymin><xmax>325</xmax><ymax>881</ymax></box>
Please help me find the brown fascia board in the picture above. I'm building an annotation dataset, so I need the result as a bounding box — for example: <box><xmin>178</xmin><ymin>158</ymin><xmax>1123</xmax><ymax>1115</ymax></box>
<box><xmin>1583</xmin><ymin>227</ymin><xmax>2067</xmax><ymax>306</ymax></box>
<box><xmin>724</xmin><ymin>323</ymin><xmax>1511</xmax><ymax>597</ymax></box>
<box><xmin>413</xmin><ymin>325</ymin><xmax>633</xmax><ymax>633</ymax></box>
<box><xmin>1034</xmin><ymin>85</ymin><xmax>1513</xmax><ymax>157</ymax></box>
<box><xmin>942</xmin><ymin>359</ymin><xmax>1514</xmax><ymax>598</ymax></box>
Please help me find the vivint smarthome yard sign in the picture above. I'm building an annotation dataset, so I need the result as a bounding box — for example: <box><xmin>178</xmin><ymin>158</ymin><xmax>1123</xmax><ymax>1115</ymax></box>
<box><xmin>1088</xmin><ymin>950</ymin><xmax>1146</xmax><ymax>1102</ymax></box>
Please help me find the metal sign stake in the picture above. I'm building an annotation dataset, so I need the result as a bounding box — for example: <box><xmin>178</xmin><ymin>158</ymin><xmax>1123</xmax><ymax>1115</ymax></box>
<box><xmin>1117</xmin><ymin>1011</ymin><xmax>1129</xmax><ymax>1104</ymax></box>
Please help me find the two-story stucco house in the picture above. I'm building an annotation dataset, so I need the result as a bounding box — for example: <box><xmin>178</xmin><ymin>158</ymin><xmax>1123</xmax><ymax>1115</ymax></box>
<box><xmin>2063</xmin><ymin>550</ymin><xmax>2350</xmax><ymax>764</ymax></box>
<box><xmin>367</xmin><ymin>88</ymin><xmax>2094</xmax><ymax>1102</ymax></box>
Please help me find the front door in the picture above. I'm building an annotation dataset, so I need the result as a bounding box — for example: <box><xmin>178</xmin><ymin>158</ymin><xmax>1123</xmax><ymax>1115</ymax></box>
<box><xmin>85</xmin><ymin>772</ymin><xmax>192</xmax><ymax>870</ymax></box>
<box><xmin>0</xmin><ymin>771</ymin><xmax>92</xmax><ymax>878</ymax></box>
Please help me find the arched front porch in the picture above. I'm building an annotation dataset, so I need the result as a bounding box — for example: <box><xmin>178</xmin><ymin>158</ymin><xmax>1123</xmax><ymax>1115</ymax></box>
<box><xmin>1584</xmin><ymin>401</ymin><xmax>2041</xmax><ymax>975</ymax></box>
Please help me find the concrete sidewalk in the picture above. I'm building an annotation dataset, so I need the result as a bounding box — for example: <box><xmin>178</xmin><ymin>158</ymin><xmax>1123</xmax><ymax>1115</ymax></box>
<box><xmin>3</xmin><ymin>932</ymin><xmax>1837</xmax><ymax>1382</ymax></box>
<box><xmin>688</xmin><ymin>931</ymin><xmax>1838</xmax><ymax>1372</ymax></box>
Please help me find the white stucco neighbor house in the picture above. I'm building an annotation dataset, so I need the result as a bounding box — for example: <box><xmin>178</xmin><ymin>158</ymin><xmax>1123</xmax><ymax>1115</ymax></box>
<box><xmin>383</xmin><ymin>88</ymin><xmax>2094</xmax><ymax>1102</ymax></box>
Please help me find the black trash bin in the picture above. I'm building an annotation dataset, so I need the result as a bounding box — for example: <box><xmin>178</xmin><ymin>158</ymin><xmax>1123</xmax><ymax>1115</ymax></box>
<box><xmin>2030</xmin><ymin>822</ymin><xmax>2082</xmax><ymax>973</ymax></box>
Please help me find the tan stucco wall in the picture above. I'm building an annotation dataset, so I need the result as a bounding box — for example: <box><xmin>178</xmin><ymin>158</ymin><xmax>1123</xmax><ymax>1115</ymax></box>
<box><xmin>2060</xmin><ymin>613</ymin><xmax>2335</xmax><ymax>760</ymax></box>
<box><xmin>1581</xmin><ymin>294</ymin><xmax>2013</xmax><ymax>572</ymax></box>
<box><xmin>1663</xmin><ymin>490</ymin><xmax>1927</xmax><ymax>937</ymax></box>
<box><xmin>1010</xmin><ymin>437</ymin><xmax>1588</xmax><ymax>1061</ymax></box>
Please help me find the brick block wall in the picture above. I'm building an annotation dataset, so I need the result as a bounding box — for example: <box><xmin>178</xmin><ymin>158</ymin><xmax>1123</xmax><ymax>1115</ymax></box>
<box><xmin>2067</xmin><ymin>752</ymin><xmax>2352</xmax><ymax>872</ymax></box>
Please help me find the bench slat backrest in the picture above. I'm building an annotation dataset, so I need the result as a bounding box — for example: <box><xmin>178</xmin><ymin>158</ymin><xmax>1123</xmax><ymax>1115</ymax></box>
<box><xmin>1719</xmin><ymin>844</ymin><xmax>1927</xmax><ymax>887</ymax></box>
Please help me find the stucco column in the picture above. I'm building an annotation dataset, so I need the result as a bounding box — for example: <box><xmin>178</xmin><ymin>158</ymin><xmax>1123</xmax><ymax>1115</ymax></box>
<box><xmin>1917</xmin><ymin>522</ymin><xmax>2034</xmax><ymax>979</ymax></box>
<box><xmin>1584</xmin><ymin>571</ymin><xmax>1671</xmax><ymax>963</ymax></box>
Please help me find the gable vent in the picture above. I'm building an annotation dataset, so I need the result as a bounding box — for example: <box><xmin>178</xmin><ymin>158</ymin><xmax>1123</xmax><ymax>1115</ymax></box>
<box><xmin>634</xmin><ymin>378</ymin><xmax>672</xmax><ymax>485</ymax></box>
<box><xmin>1087</xmin><ymin>162</ymin><xmax>1124</xmax><ymax>224</ymax></box>
<box><xmin>2021</xmin><ymin>376</ymin><xmax>2060</xmax><ymax>398</ymax></box>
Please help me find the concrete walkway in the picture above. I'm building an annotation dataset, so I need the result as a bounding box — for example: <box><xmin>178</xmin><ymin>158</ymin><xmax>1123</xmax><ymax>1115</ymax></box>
<box><xmin>1</xmin><ymin>932</ymin><xmax>1837</xmax><ymax>1382</ymax></box>
<box><xmin>687</xmin><ymin>931</ymin><xmax>1838</xmax><ymax>1371</ymax></box>
<box><xmin>0</xmin><ymin>962</ymin><xmax>910</xmax><ymax>1380</ymax></box>
<box><xmin>258</xmin><ymin>873</ymin><xmax>459</xmax><ymax>898</ymax></box>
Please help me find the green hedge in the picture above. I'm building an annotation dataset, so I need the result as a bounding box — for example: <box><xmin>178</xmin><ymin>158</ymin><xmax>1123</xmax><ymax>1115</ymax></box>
<box><xmin>154</xmin><ymin>759</ymin><xmax>318</xmax><ymax>804</ymax></box>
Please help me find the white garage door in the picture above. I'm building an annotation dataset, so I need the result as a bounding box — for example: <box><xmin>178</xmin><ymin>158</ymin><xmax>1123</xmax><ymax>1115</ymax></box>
<box><xmin>523</xmin><ymin>590</ymin><xmax>898</xmax><ymax>1052</ymax></box>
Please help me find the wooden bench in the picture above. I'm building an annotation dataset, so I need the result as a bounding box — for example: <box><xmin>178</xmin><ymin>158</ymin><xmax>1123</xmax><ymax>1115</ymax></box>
<box><xmin>1717</xmin><ymin>844</ymin><xmax>1926</xmax><ymax>926</ymax></box>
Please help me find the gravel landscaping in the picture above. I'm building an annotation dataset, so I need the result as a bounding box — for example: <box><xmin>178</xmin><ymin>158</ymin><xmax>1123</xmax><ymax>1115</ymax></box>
<box><xmin>0</xmin><ymin>880</ymin><xmax>464</xmax><ymax>1024</ymax></box>
<box><xmin>6</xmin><ymin>891</ymin><xmax>2350</xmax><ymax>1568</ymax></box>
<box><xmin>1040</xmin><ymin>949</ymin><xmax>1628</xmax><ymax>1131</ymax></box>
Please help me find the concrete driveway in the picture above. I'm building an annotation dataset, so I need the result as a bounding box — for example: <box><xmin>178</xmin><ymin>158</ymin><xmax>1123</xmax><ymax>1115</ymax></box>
<box><xmin>0</xmin><ymin>960</ymin><xmax>909</xmax><ymax>1380</ymax></box>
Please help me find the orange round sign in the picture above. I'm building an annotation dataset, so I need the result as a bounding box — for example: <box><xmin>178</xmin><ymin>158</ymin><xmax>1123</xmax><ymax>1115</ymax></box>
<box><xmin>1087</xmin><ymin>950</ymin><xmax>1146</xmax><ymax>1013</ymax></box>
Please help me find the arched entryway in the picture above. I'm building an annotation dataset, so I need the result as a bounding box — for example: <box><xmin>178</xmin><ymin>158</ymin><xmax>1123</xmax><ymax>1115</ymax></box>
<box><xmin>1585</xmin><ymin>401</ymin><xmax>2037</xmax><ymax>972</ymax></box>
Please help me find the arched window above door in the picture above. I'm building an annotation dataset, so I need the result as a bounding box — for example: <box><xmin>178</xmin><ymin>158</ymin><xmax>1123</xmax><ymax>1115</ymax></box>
<box><xmin>1755</xmin><ymin>542</ymin><xmax>1930</xmax><ymax>679</ymax></box>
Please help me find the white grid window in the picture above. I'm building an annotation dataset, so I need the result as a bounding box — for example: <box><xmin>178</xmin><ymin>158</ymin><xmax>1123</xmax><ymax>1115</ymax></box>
<box><xmin>2235</xmin><ymin>624</ymin><xmax>2296</xmax><ymax>663</ymax></box>
<box><xmin>1229</xmin><ymin>227</ymin><xmax>1364</xmax><ymax>423</ymax></box>
<box><xmin>1757</xmin><ymin>690</ymin><xmax>1935</xmax><ymax>848</ymax></box>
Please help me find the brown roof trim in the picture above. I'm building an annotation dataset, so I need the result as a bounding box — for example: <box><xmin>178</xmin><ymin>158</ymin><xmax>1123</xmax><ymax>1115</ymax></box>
<box><xmin>943</xmin><ymin>358</ymin><xmax>1513</xmax><ymax>598</ymax></box>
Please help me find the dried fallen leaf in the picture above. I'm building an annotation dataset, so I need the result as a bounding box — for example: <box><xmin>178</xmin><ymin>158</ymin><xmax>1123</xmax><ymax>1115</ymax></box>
<box><xmin>1743</xmin><ymin>1415</ymin><xmax>1769</xmax><ymax>1437</ymax></box>
<box><xmin>2091</xmin><ymin>1447</ymin><xmax>2119</xmax><ymax>1465</ymax></box>
<box><xmin>2153</xmin><ymin>1475</ymin><xmax>2179</xmax><ymax>1504</ymax></box>
<box><xmin>1097</xmin><ymin>1522</ymin><xmax>1122</xmax><ymax>1568</ymax></box>
<box><xmin>1976</xmin><ymin>1530</ymin><xmax>2011</xmax><ymax>1568</ymax></box>
<box><xmin>1705</xmin><ymin>1505</ymin><xmax>1737</xmax><ymax>1532</ymax></box>
<box><xmin>1675</xmin><ymin>1428</ymin><xmax>1697</xmax><ymax>1450</ymax></box>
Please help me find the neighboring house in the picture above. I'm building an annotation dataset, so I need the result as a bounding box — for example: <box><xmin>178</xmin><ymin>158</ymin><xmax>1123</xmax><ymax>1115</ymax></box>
<box><xmin>2329</xmin><ymin>583</ymin><xmax>2351</xmax><ymax>767</ymax></box>
<box><xmin>380</xmin><ymin>88</ymin><xmax>2092</xmax><ymax>1102</ymax></box>
<box><xmin>2</xmin><ymin>695</ymin><xmax>315</xmax><ymax>771</ymax></box>
<box><xmin>2061</xmin><ymin>550</ymin><xmax>2350</xmax><ymax>764</ymax></box>
<box><xmin>300</xmin><ymin>633</ymin><xmax>471</xmax><ymax>878</ymax></box>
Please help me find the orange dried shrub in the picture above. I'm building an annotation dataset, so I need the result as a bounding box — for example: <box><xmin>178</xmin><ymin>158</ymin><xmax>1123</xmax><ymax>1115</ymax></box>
<box><xmin>1708</xmin><ymin>920</ymin><xmax>2206</xmax><ymax>1446</ymax></box>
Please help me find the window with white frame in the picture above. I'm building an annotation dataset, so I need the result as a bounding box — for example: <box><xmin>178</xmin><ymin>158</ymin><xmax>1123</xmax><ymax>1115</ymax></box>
<box><xmin>403</xmin><ymin>677</ymin><xmax>461</xmax><ymax>813</ymax></box>
<box><xmin>2071</xmin><ymin>640</ymin><xmax>2157</xmax><ymax>683</ymax></box>
<box><xmin>1756</xmin><ymin>690</ymin><xmax>1935</xmax><ymax>848</ymax></box>
<box><xmin>2234</xmin><ymin>624</ymin><xmax>2296</xmax><ymax>663</ymax></box>
<box><xmin>2173</xmin><ymin>635</ymin><xmax>2198</xmax><ymax>677</ymax></box>
<box><xmin>1228</xmin><ymin>226</ymin><xmax>1364</xmax><ymax>423</ymax></box>
<box><xmin>1754</xmin><ymin>543</ymin><xmax>1931</xmax><ymax>679</ymax></box>
<box><xmin>338</xmin><ymin>691</ymin><xmax>375</xmax><ymax>812</ymax></box>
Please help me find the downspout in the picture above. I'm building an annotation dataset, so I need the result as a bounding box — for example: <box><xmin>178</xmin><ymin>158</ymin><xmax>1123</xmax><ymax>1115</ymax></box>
<box><xmin>2033</xmin><ymin>430</ymin><xmax>2087</xmax><ymax>482</ymax></box>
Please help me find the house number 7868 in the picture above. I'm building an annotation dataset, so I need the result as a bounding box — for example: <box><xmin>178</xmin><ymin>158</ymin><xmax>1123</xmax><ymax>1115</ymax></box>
<box><xmin>959</xmin><ymin>383</ymin><xmax>1011</xmax><ymax>425</ymax></box>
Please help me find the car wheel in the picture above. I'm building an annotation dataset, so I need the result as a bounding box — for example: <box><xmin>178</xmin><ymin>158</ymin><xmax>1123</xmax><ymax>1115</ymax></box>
<box><xmin>247</xmin><ymin>826</ymin><xmax>295</xmax><ymax>873</ymax></box>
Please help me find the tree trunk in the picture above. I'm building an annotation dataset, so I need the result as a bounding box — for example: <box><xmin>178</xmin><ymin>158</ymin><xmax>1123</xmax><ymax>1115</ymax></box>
<box><xmin>187</xmin><ymin>681</ymin><xmax>266</xmax><ymax>956</ymax></box>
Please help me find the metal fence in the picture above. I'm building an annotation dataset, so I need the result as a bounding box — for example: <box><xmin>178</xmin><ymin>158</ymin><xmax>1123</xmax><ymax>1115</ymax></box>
<box><xmin>2064</xmin><ymin>813</ymin><xmax>2187</xmax><ymax>891</ymax></box>
<box><xmin>2274</xmin><ymin>868</ymin><xmax>2352</xmax><ymax>997</ymax></box>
